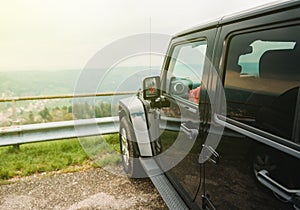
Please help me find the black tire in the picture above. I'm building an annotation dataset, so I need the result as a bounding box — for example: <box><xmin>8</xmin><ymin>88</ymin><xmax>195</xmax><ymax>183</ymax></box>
<box><xmin>119</xmin><ymin>117</ymin><xmax>146</xmax><ymax>178</ymax></box>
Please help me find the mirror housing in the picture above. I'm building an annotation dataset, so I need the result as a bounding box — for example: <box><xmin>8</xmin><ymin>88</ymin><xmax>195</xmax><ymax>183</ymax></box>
<box><xmin>143</xmin><ymin>76</ymin><xmax>161</xmax><ymax>100</ymax></box>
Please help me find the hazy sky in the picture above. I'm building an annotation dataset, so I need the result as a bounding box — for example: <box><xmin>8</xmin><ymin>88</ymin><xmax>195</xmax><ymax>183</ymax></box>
<box><xmin>0</xmin><ymin>0</ymin><xmax>277</xmax><ymax>71</ymax></box>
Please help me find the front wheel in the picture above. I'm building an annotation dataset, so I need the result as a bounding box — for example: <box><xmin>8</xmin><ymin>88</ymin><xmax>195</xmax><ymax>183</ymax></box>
<box><xmin>119</xmin><ymin>117</ymin><xmax>145</xmax><ymax>178</ymax></box>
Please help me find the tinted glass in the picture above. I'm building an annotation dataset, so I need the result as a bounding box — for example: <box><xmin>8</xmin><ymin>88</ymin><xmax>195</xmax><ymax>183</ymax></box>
<box><xmin>166</xmin><ymin>40</ymin><xmax>207</xmax><ymax>104</ymax></box>
<box><xmin>224</xmin><ymin>25</ymin><xmax>300</xmax><ymax>141</ymax></box>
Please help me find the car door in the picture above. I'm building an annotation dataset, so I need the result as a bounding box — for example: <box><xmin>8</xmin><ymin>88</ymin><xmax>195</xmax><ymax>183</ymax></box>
<box><xmin>202</xmin><ymin>19</ymin><xmax>300</xmax><ymax>210</ymax></box>
<box><xmin>156</xmin><ymin>29</ymin><xmax>217</xmax><ymax>206</ymax></box>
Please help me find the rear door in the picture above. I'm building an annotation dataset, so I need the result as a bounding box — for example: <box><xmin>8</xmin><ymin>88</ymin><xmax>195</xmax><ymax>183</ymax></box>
<box><xmin>202</xmin><ymin>9</ymin><xmax>300</xmax><ymax>210</ymax></box>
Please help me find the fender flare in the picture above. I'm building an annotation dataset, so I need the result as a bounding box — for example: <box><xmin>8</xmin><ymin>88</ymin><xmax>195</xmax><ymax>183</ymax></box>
<box><xmin>119</xmin><ymin>96</ymin><xmax>153</xmax><ymax>157</ymax></box>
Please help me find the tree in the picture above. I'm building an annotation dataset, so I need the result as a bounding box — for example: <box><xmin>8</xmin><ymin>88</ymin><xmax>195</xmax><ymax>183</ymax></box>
<box><xmin>39</xmin><ymin>107</ymin><xmax>52</xmax><ymax>122</ymax></box>
<box><xmin>28</xmin><ymin>111</ymin><xmax>34</xmax><ymax>123</ymax></box>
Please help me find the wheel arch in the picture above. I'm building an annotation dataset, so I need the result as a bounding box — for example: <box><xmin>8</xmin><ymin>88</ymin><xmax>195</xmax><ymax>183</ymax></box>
<box><xmin>119</xmin><ymin>96</ymin><xmax>153</xmax><ymax>157</ymax></box>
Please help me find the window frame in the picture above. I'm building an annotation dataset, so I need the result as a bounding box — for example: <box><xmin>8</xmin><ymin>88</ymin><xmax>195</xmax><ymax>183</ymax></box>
<box><xmin>219</xmin><ymin>21</ymin><xmax>300</xmax><ymax>154</ymax></box>
<box><xmin>162</xmin><ymin>38</ymin><xmax>208</xmax><ymax>106</ymax></box>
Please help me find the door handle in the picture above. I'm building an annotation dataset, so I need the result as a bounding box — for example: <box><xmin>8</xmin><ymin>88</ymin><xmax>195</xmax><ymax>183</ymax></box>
<box><xmin>181</xmin><ymin>123</ymin><xmax>198</xmax><ymax>140</ymax></box>
<box><xmin>201</xmin><ymin>144</ymin><xmax>220</xmax><ymax>164</ymax></box>
<box><xmin>257</xmin><ymin>169</ymin><xmax>300</xmax><ymax>204</ymax></box>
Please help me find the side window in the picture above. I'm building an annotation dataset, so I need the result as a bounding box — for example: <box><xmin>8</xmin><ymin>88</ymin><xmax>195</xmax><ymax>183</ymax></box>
<box><xmin>166</xmin><ymin>40</ymin><xmax>207</xmax><ymax>104</ymax></box>
<box><xmin>224</xmin><ymin>25</ymin><xmax>300</xmax><ymax>141</ymax></box>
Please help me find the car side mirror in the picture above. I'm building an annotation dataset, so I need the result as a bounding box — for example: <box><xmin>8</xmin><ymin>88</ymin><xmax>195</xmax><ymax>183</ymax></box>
<box><xmin>143</xmin><ymin>76</ymin><xmax>161</xmax><ymax>100</ymax></box>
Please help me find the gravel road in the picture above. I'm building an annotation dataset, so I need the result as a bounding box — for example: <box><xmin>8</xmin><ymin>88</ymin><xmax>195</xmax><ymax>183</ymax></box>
<box><xmin>0</xmin><ymin>167</ymin><xmax>167</xmax><ymax>210</ymax></box>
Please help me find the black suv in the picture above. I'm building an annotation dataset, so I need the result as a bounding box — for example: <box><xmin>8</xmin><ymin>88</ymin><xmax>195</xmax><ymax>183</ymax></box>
<box><xmin>119</xmin><ymin>1</ymin><xmax>300</xmax><ymax>209</ymax></box>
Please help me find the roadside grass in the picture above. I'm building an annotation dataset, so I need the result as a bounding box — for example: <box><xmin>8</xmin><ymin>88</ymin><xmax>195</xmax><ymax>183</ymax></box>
<box><xmin>0</xmin><ymin>134</ymin><xmax>120</xmax><ymax>182</ymax></box>
<box><xmin>80</xmin><ymin>134</ymin><xmax>122</xmax><ymax>168</ymax></box>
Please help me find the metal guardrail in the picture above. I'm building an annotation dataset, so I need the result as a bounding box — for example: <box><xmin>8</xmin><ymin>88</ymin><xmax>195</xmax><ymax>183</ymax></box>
<box><xmin>0</xmin><ymin>116</ymin><xmax>120</xmax><ymax>147</ymax></box>
<box><xmin>0</xmin><ymin>91</ymin><xmax>137</xmax><ymax>147</ymax></box>
<box><xmin>0</xmin><ymin>91</ymin><xmax>136</xmax><ymax>102</ymax></box>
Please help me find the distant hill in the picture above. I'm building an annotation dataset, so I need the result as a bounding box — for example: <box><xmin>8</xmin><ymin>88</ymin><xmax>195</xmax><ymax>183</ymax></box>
<box><xmin>0</xmin><ymin>66</ymin><xmax>160</xmax><ymax>125</ymax></box>
<box><xmin>0</xmin><ymin>70</ymin><xmax>81</xmax><ymax>97</ymax></box>
<box><xmin>0</xmin><ymin>67</ymin><xmax>160</xmax><ymax>97</ymax></box>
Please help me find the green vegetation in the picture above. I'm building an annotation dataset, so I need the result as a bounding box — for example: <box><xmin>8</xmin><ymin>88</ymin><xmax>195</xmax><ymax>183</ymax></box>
<box><xmin>80</xmin><ymin>134</ymin><xmax>121</xmax><ymax>168</ymax></box>
<box><xmin>0</xmin><ymin>68</ymin><xmax>146</xmax><ymax>127</ymax></box>
<box><xmin>0</xmin><ymin>68</ymin><xmax>145</xmax><ymax>182</ymax></box>
<box><xmin>0</xmin><ymin>101</ymin><xmax>118</xmax><ymax>127</ymax></box>
<box><xmin>0</xmin><ymin>134</ymin><xmax>120</xmax><ymax>182</ymax></box>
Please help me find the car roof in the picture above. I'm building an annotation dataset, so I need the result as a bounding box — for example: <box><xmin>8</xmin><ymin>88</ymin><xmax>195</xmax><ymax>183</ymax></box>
<box><xmin>174</xmin><ymin>0</ymin><xmax>300</xmax><ymax>38</ymax></box>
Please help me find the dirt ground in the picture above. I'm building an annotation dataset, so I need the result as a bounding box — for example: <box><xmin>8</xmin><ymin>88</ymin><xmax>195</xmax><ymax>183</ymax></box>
<box><xmin>0</xmin><ymin>167</ymin><xmax>167</xmax><ymax>210</ymax></box>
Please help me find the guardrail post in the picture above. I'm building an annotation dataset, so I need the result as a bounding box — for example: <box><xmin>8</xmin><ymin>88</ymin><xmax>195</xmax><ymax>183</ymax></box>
<box><xmin>12</xmin><ymin>99</ymin><xmax>16</xmax><ymax>121</ymax></box>
<box><xmin>12</xmin><ymin>99</ymin><xmax>20</xmax><ymax>150</ymax></box>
